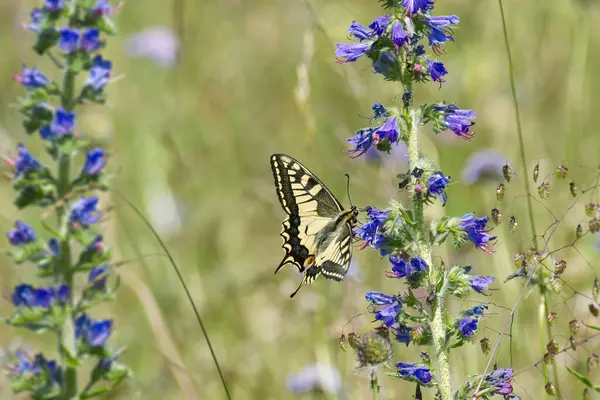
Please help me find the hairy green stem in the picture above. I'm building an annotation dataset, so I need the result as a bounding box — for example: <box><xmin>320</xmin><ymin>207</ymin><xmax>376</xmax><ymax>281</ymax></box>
<box><xmin>497</xmin><ymin>0</ymin><xmax>561</xmax><ymax>395</ymax></box>
<box><xmin>407</xmin><ymin>110</ymin><xmax>452</xmax><ymax>400</ymax></box>
<box><xmin>58</xmin><ymin>67</ymin><xmax>77</xmax><ymax>399</ymax></box>
<box><xmin>370</xmin><ymin>370</ymin><xmax>379</xmax><ymax>400</ymax></box>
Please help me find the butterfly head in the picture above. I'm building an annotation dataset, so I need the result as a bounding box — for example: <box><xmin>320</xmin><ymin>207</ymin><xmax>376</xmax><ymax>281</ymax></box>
<box><xmin>350</xmin><ymin>206</ymin><xmax>359</xmax><ymax>223</ymax></box>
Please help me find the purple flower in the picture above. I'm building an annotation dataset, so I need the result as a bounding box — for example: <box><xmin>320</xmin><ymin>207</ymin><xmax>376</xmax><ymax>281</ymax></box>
<box><xmin>57</xmin><ymin>285</ymin><xmax>70</xmax><ymax>304</ymax></box>
<box><xmin>426</xmin><ymin>60</ymin><xmax>448</xmax><ymax>85</ymax></box>
<box><xmin>92</xmin><ymin>0</ymin><xmax>113</xmax><ymax>17</ymax></box>
<box><xmin>373</xmin><ymin>52</ymin><xmax>396</xmax><ymax>78</ymax></box>
<box><xmin>470</xmin><ymin>276</ymin><xmax>495</xmax><ymax>294</ymax></box>
<box><xmin>464</xmin><ymin>304</ymin><xmax>488</xmax><ymax>317</ymax></box>
<box><xmin>365</xmin><ymin>291</ymin><xmax>402</xmax><ymax>327</ymax></box>
<box><xmin>11</xmin><ymin>350</ymin><xmax>40</xmax><ymax>375</ymax></box>
<box><xmin>374</xmin><ymin>116</ymin><xmax>400</xmax><ymax>144</ymax></box>
<box><xmin>81</xmin><ymin>28</ymin><xmax>102</xmax><ymax>53</ymax></box>
<box><xmin>459</xmin><ymin>213</ymin><xmax>496</xmax><ymax>253</ymax></box>
<box><xmin>396</xmin><ymin>362</ymin><xmax>432</xmax><ymax>385</ymax></box>
<box><xmin>11</xmin><ymin>284</ymin><xmax>36</xmax><ymax>307</ymax></box>
<box><xmin>461</xmin><ymin>150</ymin><xmax>509</xmax><ymax>184</ymax></box>
<box><xmin>83</xmin><ymin>147</ymin><xmax>106</xmax><ymax>175</ymax></box>
<box><xmin>75</xmin><ymin>314</ymin><xmax>91</xmax><ymax>339</ymax></box>
<box><xmin>347</xmin><ymin>127</ymin><xmax>376</xmax><ymax>157</ymax></box>
<box><xmin>39</xmin><ymin>107</ymin><xmax>76</xmax><ymax>140</ymax></box>
<box><xmin>88</xmin><ymin>265</ymin><xmax>109</xmax><ymax>290</ymax></box>
<box><xmin>387</xmin><ymin>256</ymin><xmax>412</xmax><ymax>278</ymax></box>
<box><xmin>411</xmin><ymin>257</ymin><xmax>428</xmax><ymax>272</ymax></box>
<box><xmin>7</xmin><ymin>221</ymin><xmax>37</xmax><ymax>245</ymax></box>
<box><xmin>402</xmin><ymin>0</ymin><xmax>434</xmax><ymax>14</ymax></box>
<box><xmin>392</xmin><ymin>22</ymin><xmax>408</xmax><ymax>47</ymax></box>
<box><xmin>59</xmin><ymin>28</ymin><xmax>80</xmax><ymax>53</ymax></box>
<box><xmin>286</xmin><ymin>364</ymin><xmax>341</xmax><ymax>394</ymax></box>
<box><xmin>86</xmin><ymin>55</ymin><xmax>112</xmax><ymax>91</ymax></box>
<box><xmin>88</xmin><ymin>319</ymin><xmax>113</xmax><ymax>346</ymax></box>
<box><xmin>395</xmin><ymin>325</ymin><xmax>412</xmax><ymax>346</ymax></box>
<box><xmin>436</xmin><ymin>104</ymin><xmax>476</xmax><ymax>139</ymax></box>
<box><xmin>87</xmin><ymin>235</ymin><xmax>104</xmax><ymax>253</ymax></box>
<box><xmin>485</xmin><ymin>368</ymin><xmax>514</xmax><ymax>395</ymax></box>
<box><xmin>48</xmin><ymin>238</ymin><xmax>60</xmax><ymax>257</ymax></box>
<box><xmin>428</xmin><ymin>172</ymin><xmax>450</xmax><ymax>206</ymax></box>
<box><xmin>372</xmin><ymin>102</ymin><xmax>387</xmax><ymax>119</ymax></box>
<box><xmin>348</xmin><ymin>21</ymin><xmax>373</xmax><ymax>41</ymax></box>
<box><xmin>458</xmin><ymin>317</ymin><xmax>478</xmax><ymax>337</ymax></box>
<box><xmin>70</xmin><ymin>196</ymin><xmax>102</xmax><ymax>227</ymax></box>
<box><xmin>355</xmin><ymin>206</ymin><xmax>389</xmax><ymax>254</ymax></box>
<box><xmin>43</xmin><ymin>0</ymin><xmax>64</xmax><ymax>11</ymax></box>
<box><xmin>27</xmin><ymin>9</ymin><xmax>43</xmax><ymax>32</ymax></box>
<box><xmin>369</xmin><ymin>15</ymin><xmax>391</xmax><ymax>36</ymax></box>
<box><xmin>335</xmin><ymin>42</ymin><xmax>371</xmax><ymax>63</ymax></box>
<box><xmin>15</xmin><ymin>65</ymin><xmax>49</xmax><ymax>89</ymax></box>
<box><xmin>15</xmin><ymin>143</ymin><xmax>41</xmax><ymax>176</ymax></box>
<box><xmin>427</xmin><ymin>15</ymin><xmax>460</xmax><ymax>47</ymax></box>
<box><xmin>34</xmin><ymin>288</ymin><xmax>55</xmax><ymax>309</ymax></box>
<box><xmin>124</xmin><ymin>27</ymin><xmax>180</xmax><ymax>69</ymax></box>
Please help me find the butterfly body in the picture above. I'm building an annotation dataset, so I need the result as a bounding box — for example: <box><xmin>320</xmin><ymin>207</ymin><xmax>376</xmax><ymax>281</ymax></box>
<box><xmin>270</xmin><ymin>154</ymin><xmax>358</xmax><ymax>297</ymax></box>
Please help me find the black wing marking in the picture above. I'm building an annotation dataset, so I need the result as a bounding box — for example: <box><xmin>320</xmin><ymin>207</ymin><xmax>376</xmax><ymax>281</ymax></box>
<box><xmin>317</xmin><ymin>222</ymin><xmax>353</xmax><ymax>282</ymax></box>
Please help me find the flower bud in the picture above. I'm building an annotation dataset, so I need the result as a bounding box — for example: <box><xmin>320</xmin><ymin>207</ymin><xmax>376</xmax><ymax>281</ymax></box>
<box><xmin>533</xmin><ymin>163</ymin><xmax>540</xmax><ymax>182</ymax></box>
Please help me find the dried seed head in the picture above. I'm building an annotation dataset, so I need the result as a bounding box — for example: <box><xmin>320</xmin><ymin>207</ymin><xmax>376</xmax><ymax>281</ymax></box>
<box><xmin>513</xmin><ymin>252</ymin><xmax>526</xmax><ymax>268</ymax></box>
<box><xmin>584</xmin><ymin>388</ymin><xmax>590</xmax><ymax>400</ymax></box>
<box><xmin>480</xmin><ymin>337</ymin><xmax>491</xmax><ymax>355</ymax></box>
<box><xmin>555</xmin><ymin>165</ymin><xmax>568</xmax><ymax>179</ymax></box>
<box><xmin>545</xmin><ymin>382</ymin><xmax>556</xmax><ymax>396</ymax></box>
<box><xmin>496</xmin><ymin>183</ymin><xmax>505</xmax><ymax>201</ymax></box>
<box><xmin>355</xmin><ymin>331</ymin><xmax>392</xmax><ymax>368</ymax></box>
<box><xmin>569</xmin><ymin>319</ymin><xmax>581</xmax><ymax>336</ymax></box>
<box><xmin>593</xmin><ymin>278</ymin><xmax>599</xmax><ymax>302</ymax></box>
<box><xmin>533</xmin><ymin>163</ymin><xmax>540</xmax><ymax>182</ymax></box>
<box><xmin>509</xmin><ymin>216</ymin><xmax>518</xmax><ymax>233</ymax></box>
<box><xmin>569</xmin><ymin>181</ymin><xmax>578</xmax><ymax>197</ymax></box>
<box><xmin>546</xmin><ymin>340</ymin><xmax>559</xmax><ymax>355</ymax></box>
<box><xmin>587</xmin><ymin>353</ymin><xmax>599</xmax><ymax>372</ymax></box>
<box><xmin>348</xmin><ymin>332</ymin><xmax>362</xmax><ymax>352</ymax></box>
<box><xmin>339</xmin><ymin>334</ymin><xmax>348</xmax><ymax>352</ymax></box>
<box><xmin>538</xmin><ymin>181</ymin><xmax>552</xmax><ymax>199</ymax></box>
<box><xmin>502</xmin><ymin>164</ymin><xmax>512</xmax><ymax>182</ymax></box>
<box><xmin>547</xmin><ymin>312</ymin><xmax>557</xmax><ymax>326</ymax></box>
<box><xmin>576</xmin><ymin>224</ymin><xmax>583</xmax><ymax>239</ymax></box>
<box><xmin>549</xmin><ymin>276</ymin><xmax>562</xmax><ymax>293</ymax></box>
<box><xmin>585</xmin><ymin>203</ymin><xmax>599</xmax><ymax>218</ymax></box>
<box><xmin>589</xmin><ymin>218</ymin><xmax>600</xmax><ymax>233</ymax></box>
<box><xmin>570</xmin><ymin>335</ymin><xmax>577</xmax><ymax>351</ymax></box>
<box><xmin>554</xmin><ymin>260</ymin><xmax>567</xmax><ymax>275</ymax></box>
<box><xmin>491</xmin><ymin>208</ymin><xmax>502</xmax><ymax>225</ymax></box>
<box><xmin>589</xmin><ymin>303</ymin><xmax>599</xmax><ymax>317</ymax></box>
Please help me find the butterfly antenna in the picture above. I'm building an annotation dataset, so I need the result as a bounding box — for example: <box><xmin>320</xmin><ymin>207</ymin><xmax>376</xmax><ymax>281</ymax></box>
<box><xmin>344</xmin><ymin>173</ymin><xmax>353</xmax><ymax>207</ymax></box>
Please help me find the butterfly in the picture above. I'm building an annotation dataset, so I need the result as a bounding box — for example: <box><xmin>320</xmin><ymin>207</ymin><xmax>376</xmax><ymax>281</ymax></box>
<box><xmin>270</xmin><ymin>154</ymin><xmax>359</xmax><ymax>298</ymax></box>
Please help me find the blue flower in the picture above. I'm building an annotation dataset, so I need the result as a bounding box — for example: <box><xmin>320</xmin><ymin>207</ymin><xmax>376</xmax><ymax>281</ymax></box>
<box><xmin>57</xmin><ymin>285</ymin><xmax>70</xmax><ymax>304</ymax></box>
<box><xmin>11</xmin><ymin>350</ymin><xmax>40</xmax><ymax>375</ymax></box>
<box><xmin>11</xmin><ymin>284</ymin><xmax>36</xmax><ymax>307</ymax></box>
<box><xmin>15</xmin><ymin>65</ymin><xmax>49</xmax><ymax>89</ymax></box>
<box><xmin>458</xmin><ymin>317</ymin><xmax>478</xmax><ymax>337</ymax></box>
<box><xmin>70</xmin><ymin>196</ymin><xmax>102</xmax><ymax>227</ymax></box>
<box><xmin>75</xmin><ymin>314</ymin><xmax>92</xmax><ymax>339</ymax></box>
<box><xmin>373</xmin><ymin>52</ymin><xmax>396</xmax><ymax>78</ymax></box>
<box><xmin>88</xmin><ymin>319</ymin><xmax>113</xmax><ymax>346</ymax></box>
<box><xmin>374</xmin><ymin>115</ymin><xmax>400</xmax><ymax>144</ymax></box>
<box><xmin>392</xmin><ymin>22</ymin><xmax>408</xmax><ymax>47</ymax></box>
<box><xmin>369</xmin><ymin>15</ymin><xmax>391</xmax><ymax>36</ymax></box>
<box><xmin>410</xmin><ymin>257</ymin><xmax>428</xmax><ymax>272</ymax></box>
<box><xmin>92</xmin><ymin>0</ymin><xmax>113</xmax><ymax>17</ymax></box>
<box><xmin>427</xmin><ymin>15</ymin><xmax>460</xmax><ymax>47</ymax></box>
<box><xmin>335</xmin><ymin>42</ymin><xmax>371</xmax><ymax>63</ymax></box>
<box><xmin>428</xmin><ymin>172</ymin><xmax>450</xmax><ymax>206</ymax></box>
<box><xmin>15</xmin><ymin>143</ymin><xmax>41</xmax><ymax>176</ymax></box>
<box><xmin>459</xmin><ymin>213</ymin><xmax>496</xmax><ymax>253</ymax></box>
<box><xmin>355</xmin><ymin>206</ymin><xmax>389</xmax><ymax>254</ymax></box>
<box><xmin>402</xmin><ymin>0</ymin><xmax>434</xmax><ymax>14</ymax></box>
<box><xmin>48</xmin><ymin>238</ymin><xmax>60</xmax><ymax>257</ymax></box>
<box><xmin>426</xmin><ymin>60</ymin><xmax>447</xmax><ymax>85</ymax></box>
<box><xmin>59</xmin><ymin>28</ymin><xmax>80</xmax><ymax>53</ymax></box>
<box><xmin>27</xmin><ymin>9</ymin><xmax>43</xmax><ymax>32</ymax></box>
<box><xmin>387</xmin><ymin>256</ymin><xmax>428</xmax><ymax>279</ymax></box>
<box><xmin>83</xmin><ymin>147</ymin><xmax>106</xmax><ymax>175</ymax></box>
<box><xmin>470</xmin><ymin>276</ymin><xmax>495</xmax><ymax>294</ymax></box>
<box><xmin>348</xmin><ymin>21</ymin><xmax>373</xmax><ymax>41</ymax></box>
<box><xmin>437</xmin><ymin>104</ymin><xmax>477</xmax><ymax>139</ymax></box>
<box><xmin>34</xmin><ymin>287</ymin><xmax>55</xmax><ymax>309</ymax></box>
<box><xmin>463</xmin><ymin>304</ymin><xmax>488</xmax><ymax>317</ymax></box>
<box><xmin>484</xmin><ymin>368</ymin><xmax>514</xmax><ymax>395</ymax></box>
<box><xmin>347</xmin><ymin>127</ymin><xmax>376</xmax><ymax>157</ymax></box>
<box><xmin>365</xmin><ymin>291</ymin><xmax>402</xmax><ymax>327</ymax></box>
<box><xmin>87</xmin><ymin>234</ymin><xmax>104</xmax><ymax>253</ymax></box>
<box><xmin>43</xmin><ymin>0</ymin><xmax>64</xmax><ymax>11</ymax></box>
<box><xmin>396</xmin><ymin>362</ymin><xmax>433</xmax><ymax>385</ymax></box>
<box><xmin>81</xmin><ymin>28</ymin><xmax>102</xmax><ymax>53</ymax></box>
<box><xmin>372</xmin><ymin>102</ymin><xmax>387</xmax><ymax>119</ymax></box>
<box><xmin>86</xmin><ymin>55</ymin><xmax>112</xmax><ymax>90</ymax></box>
<box><xmin>7</xmin><ymin>221</ymin><xmax>37</xmax><ymax>245</ymax></box>
<box><xmin>395</xmin><ymin>325</ymin><xmax>412</xmax><ymax>346</ymax></box>
<box><xmin>88</xmin><ymin>265</ymin><xmax>109</xmax><ymax>290</ymax></box>
<box><xmin>39</xmin><ymin>107</ymin><xmax>76</xmax><ymax>140</ymax></box>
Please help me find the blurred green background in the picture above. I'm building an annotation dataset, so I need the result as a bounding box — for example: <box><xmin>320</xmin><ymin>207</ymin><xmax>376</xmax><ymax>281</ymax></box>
<box><xmin>1</xmin><ymin>0</ymin><xmax>600</xmax><ymax>398</ymax></box>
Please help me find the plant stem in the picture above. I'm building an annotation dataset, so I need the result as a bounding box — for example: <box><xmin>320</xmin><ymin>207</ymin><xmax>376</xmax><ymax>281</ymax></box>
<box><xmin>406</xmin><ymin>109</ymin><xmax>452</xmax><ymax>400</ymax></box>
<box><xmin>497</xmin><ymin>0</ymin><xmax>561</xmax><ymax>395</ymax></box>
<box><xmin>370</xmin><ymin>370</ymin><xmax>379</xmax><ymax>400</ymax></box>
<box><xmin>58</xmin><ymin>67</ymin><xmax>77</xmax><ymax>399</ymax></box>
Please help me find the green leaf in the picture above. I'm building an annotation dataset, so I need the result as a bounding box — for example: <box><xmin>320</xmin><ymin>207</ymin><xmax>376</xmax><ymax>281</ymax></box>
<box><xmin>565</xmin><ymin>365</ymin><xmax>600</xmax><ymax>392</ymax></box>
<box><xmin>22</xmin><ymin>89</ymin><xmax>49</xmax><ymax>108</ymax></box>
<box><xmin>584</xmin><ymin>323</ymin><xmax>600</xmax><ymax>332</ymax></box>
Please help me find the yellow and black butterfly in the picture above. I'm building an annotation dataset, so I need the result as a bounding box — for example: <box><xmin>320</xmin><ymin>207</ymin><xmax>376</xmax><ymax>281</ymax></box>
<box><xmin>270</xmin><ymin>154</ymin><xmax>359</xmax><ymax>298</ymax></box>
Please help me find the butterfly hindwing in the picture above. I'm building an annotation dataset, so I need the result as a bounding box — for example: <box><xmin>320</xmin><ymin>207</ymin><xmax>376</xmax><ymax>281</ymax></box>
<box><xmin>270</xmin><ymin>154</ymin><xmax>357</xmax><ymax>296</ymax></box>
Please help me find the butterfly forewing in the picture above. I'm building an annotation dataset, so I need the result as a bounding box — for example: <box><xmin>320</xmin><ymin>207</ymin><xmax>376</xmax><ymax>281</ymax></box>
<box><xmin>270</xmin><ymin>154</ymin><xmax>356</xmax><ymax>296</ymax></box>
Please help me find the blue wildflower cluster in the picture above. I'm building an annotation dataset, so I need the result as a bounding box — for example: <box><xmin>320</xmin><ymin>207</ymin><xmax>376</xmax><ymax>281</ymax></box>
<box><xmin>4</xmin><ymin>0</ymin><xmax>129</xmax><ymax>397</ymax></box>
<box><xmin>335</xmin><ymin>1</ymin><xmax>513</xmax><ymax>399</ymax></box>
